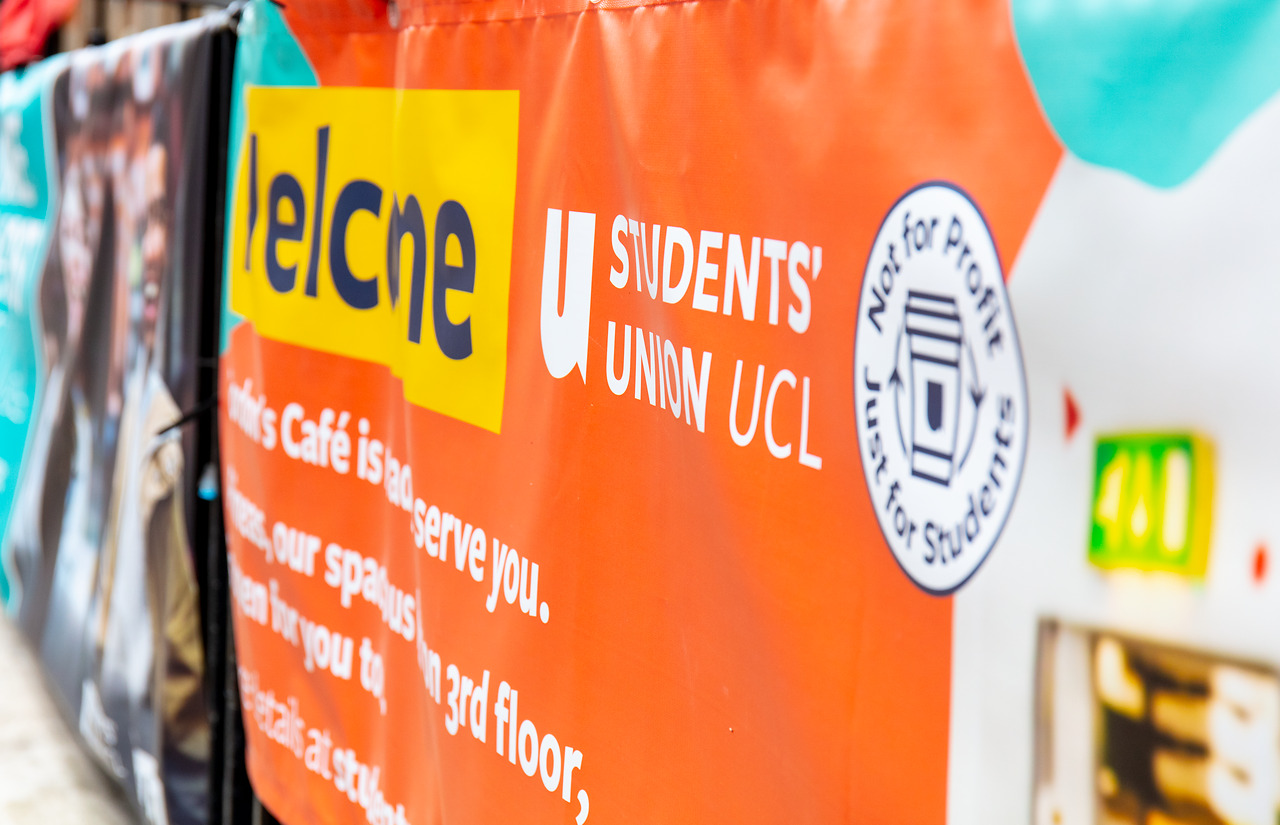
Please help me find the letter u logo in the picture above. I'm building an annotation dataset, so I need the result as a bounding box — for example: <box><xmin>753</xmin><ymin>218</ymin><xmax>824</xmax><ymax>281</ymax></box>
<box><xmin>540</xmin><ymin>208</ymin><xmax>596</xmax><ymax>382</ymax></box>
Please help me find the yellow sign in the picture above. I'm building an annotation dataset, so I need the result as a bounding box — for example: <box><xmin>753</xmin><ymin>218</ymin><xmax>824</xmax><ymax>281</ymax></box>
<box><xmin>229</xmin><ymin>86</ymin><xmax>520</xmax><ymax>433</ymax></box>
<box><xmin>1089</xmin><ymin>433</ymin><xmax>1214</xmax><ymax>577</ymax></box>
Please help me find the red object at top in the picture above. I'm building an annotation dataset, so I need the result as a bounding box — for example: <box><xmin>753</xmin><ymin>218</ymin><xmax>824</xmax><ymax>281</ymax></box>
<box><xmin>0</xmin><ymin>0</ymin><xmax>77</xmax><ymax>70</ymax></box>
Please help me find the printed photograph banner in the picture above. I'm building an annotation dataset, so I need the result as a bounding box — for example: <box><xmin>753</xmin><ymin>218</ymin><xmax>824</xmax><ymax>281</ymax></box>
<box><xmin>0</xmin><ymin>17</ymin><xmax>231</xmax><ymax>825</ymax></box>
<box><xmin>220</xmin><ymin>1</ymin><xmax>1280</xmax><ymax>824</ymax></box>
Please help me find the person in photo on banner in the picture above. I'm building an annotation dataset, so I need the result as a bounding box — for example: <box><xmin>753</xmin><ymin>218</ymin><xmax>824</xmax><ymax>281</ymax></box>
<box><xmin>4</xmin><ymin>57</ymin><xmax>112</xmax><ymax>665</ymax></box>
<box><xmin>90</xmin><ymin>44</ymin><xmax>209</xmax><ymax>825</ymax></box>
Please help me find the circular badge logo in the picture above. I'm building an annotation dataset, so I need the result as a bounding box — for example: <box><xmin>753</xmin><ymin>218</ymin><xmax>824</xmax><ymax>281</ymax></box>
<box><xmin>854</xmin><ymin>183</ymin><xmax>1028</xmax><ymax>594</ymax></box>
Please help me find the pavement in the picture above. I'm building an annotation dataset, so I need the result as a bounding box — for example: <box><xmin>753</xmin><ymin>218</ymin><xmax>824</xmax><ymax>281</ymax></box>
<box><xmin>0</xmin><ymin>613</ymin><xmax>136</xmax><ymax>824</ymax></box>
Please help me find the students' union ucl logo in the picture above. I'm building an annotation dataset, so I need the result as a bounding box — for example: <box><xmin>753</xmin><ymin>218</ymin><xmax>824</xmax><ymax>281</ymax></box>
<box><xmin>853</xmin><ymin>183</ymin><xmax>1028</xmax><ymax>594</ymax></box>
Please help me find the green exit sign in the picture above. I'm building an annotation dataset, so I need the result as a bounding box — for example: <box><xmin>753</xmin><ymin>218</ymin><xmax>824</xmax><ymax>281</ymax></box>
<box><xmin>1089</xmin><ymin>433</ymin><xmax>1214</xmax><ymax>577</ymax></box>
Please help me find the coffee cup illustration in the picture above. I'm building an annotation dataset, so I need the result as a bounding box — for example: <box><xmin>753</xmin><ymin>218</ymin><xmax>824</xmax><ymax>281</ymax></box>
<box><xmin>905</xmin><ymin>291</ymin><xmax>963</xmax><ymax>485</ymax></box>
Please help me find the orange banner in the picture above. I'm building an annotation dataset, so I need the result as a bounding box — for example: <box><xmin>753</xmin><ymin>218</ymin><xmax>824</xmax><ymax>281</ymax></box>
<box><xmin>219</xmin><ymin>1</ymin><xmax>1060</xmax><ymax>822</ymax></box>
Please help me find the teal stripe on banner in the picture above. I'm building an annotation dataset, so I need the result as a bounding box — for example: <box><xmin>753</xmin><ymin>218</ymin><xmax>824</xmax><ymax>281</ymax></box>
<box><xmin>1013</xmin><ymin>0</ymin><xmax>1280</xmax><ymax>187</ymax></box>
<box><xmin>0</xmin><ymin>58</ymin><xmax>65</xmax><ymax>604</ymax></box>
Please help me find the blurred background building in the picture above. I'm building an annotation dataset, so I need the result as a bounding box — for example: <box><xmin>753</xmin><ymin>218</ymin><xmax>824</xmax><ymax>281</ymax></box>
<box><xmin>2</xmin><ymin>0</ymin><xmax>224</xmax><ymax>71</ymax></box>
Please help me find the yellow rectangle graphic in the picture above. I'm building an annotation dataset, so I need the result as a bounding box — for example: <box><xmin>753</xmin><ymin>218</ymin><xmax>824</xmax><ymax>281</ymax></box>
<box><xmin>229</xmin><ymin>86</ymin><xmax>520</xmax><ymax>433</ymax></box>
